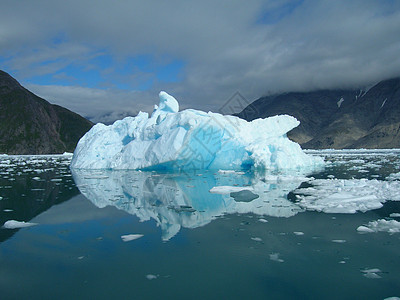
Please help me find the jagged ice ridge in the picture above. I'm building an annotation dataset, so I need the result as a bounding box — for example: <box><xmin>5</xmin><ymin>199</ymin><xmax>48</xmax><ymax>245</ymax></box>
<box><xmin>70</xmin><ymin>92</ymin><xmax>322</xmax><ymax>171</ymax></box>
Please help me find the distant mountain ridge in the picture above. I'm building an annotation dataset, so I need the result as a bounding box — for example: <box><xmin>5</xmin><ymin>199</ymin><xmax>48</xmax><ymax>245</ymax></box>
<box><xmin>237</xmin><ymin>77</ymin><xmax>400</xmax><ymax>149</ymax></box>
<box><xmin>0</xmin><ymin>70</ymin><xmax>93</xmax><ymax>154</ymax></box>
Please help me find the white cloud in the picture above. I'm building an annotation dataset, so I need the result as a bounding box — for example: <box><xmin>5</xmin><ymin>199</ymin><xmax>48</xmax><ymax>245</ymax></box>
<box><xmin>1</xmin><ymin>0</ymin><xmax>400</xmax><ymax>121</ymax></box>
<box><xmin>26</xmin><ymin>83</ymin><xmax>155</xmax><ymax>123</ymax></box>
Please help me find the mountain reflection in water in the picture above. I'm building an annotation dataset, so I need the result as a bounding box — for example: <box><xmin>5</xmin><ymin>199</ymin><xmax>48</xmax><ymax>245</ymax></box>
<box><xmin>72</xmin><ymin>169</ymin><xmax>307</xmax><ymax>240</ymax></box>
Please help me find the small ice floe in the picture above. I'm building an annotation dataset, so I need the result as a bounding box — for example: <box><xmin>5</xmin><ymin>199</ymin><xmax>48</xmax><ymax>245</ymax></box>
<box><xmin>390</xmin><ymin>213</ymin><xmax>400</xmax><ymax>218</ymax></box>
<box><xmin>361</xmin><ymin>268</ymin><xmax>382</xmax><ymax>279</ymax></box>
<box><xmin>258</xmin><ymin>218</ymin><xmax>268</xmax><ymax>223</ymax></box>
<box><xmin>251</xmin><ymin>237</ymin><xmax>263</xmax><ymax>242</ymax></box>
<box><xmin>294</xmin><ymin>232</ymin><xmax>304</xmax><ymax>236</ymax></box>
<box><xmin>295</xmin><ymin>178</ymin><xmax>400</xmax><ymax>214</ymax></box>
<box><xmin>218</xmin><ymin>170</ymin><xmax>245</xmax><ymax>175</ymax></box>
<box><xmin>332</xmin><ymin>239</ymin><xmax>346</xmax><ymax>243</ymax></box>
<box><xmin>3</xmin><ymin>209</ymin><xmax>13</xmax><ymax>212</ymax></box>
<box><xmin>357</xmin><ymin>219</ymin><xmax>400</xmax><ymax>234</ymax></box>
<box><xmin>146</xmin><ymin>274</ymin><xmax>158</xmax><ymax>280</ymax></box>
<box><xmin>209</xmin><ymin>186</ymin><xmax>253</xmax><ymax>194</ymax></box>
<box><xmin>263</xmin><ymin>174</ymin><xmax>311</xmax><ymax>183</ymax></box>
<box><xmin>32</xmin><ymin>177</ymin><xmax>41</xmax><ymax>181</ymax></box>
<box><xmin>121</xmin><ymin>234</ymin><xmax>144</xmax><ymax>242</ymax></box>
<box><xmin>269</xmin><ymin>253</ymin><xmax>284</xmax><ymax>263</ymax></box>
<box><xmin>384</xmin><ymin>297</ymin><xmax>400</xmax><ymax>300</ymax></box>
<box><xmin>387</xmin><ymin>172</ymin><xmax>400</xmax><ymax>181</ymax></box>
<box><xmin>3</xmin><ymin>220</ymin><xmax>38</xmax><ymax>229</ymax></box>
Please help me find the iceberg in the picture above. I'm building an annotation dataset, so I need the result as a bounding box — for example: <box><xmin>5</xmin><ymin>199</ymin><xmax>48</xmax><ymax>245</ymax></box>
<box><xmin>70</xmin><ymin>91</ymin><xmax>322</xmax><ymax>171</ymax></box>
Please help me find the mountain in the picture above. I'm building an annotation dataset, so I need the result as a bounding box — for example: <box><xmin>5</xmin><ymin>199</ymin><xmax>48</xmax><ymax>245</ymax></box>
<box><xmin>0</xmin><ymin>70</ymin><xmax>93</xmax><ymax>154</ymax></box>
<box><xmin>237</xmin><ymin>77</ymin><xmax>400</xmax><ymax>149</ymax></box>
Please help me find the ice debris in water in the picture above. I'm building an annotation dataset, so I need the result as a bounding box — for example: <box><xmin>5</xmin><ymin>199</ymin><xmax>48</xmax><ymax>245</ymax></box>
<box><xmin>70</xmin><ymin>91</ymin><xmax>323</xmax><ymax>171</ymax></box>
<box><xmin>361</xmin><ymin>268</ymin><xmax>383</xmax><ymax>279</ymax></box>
<box><xmin>146</xmin><ymin>274</ymin><xmax>158</xmax><ymax>280</ymax></box>
<box><xmin>209</xmin><ymin>186</ymin><xmax>253</xmax><ymax>194</ymax></box>
<box><xmin>3</xmin><ymin>220</ymin><xmax>37</xmax><ymax>229</ymax></box>
<box><xmin>269</xmin><ymin>253</ymin><xmax>284</xmax><ymax>263</ymax></box>
<box><xmin>121</xmin><ymin>234</ymin><xmax>144</xmax><ymax>242</ymax></box>
<box><xmin>357</xmin><ymin>219</ymin><xmax>400</xmax><ymax>234</ymax></box>
<box><xmin>295</xmin><ymin>178</ymin><xmax>400</xmax><ymax>214</ymax></box>
<box><xmin>293</xmin><ymin>232</ymin><xmax>304</xmax><ymax>236</ymax></box>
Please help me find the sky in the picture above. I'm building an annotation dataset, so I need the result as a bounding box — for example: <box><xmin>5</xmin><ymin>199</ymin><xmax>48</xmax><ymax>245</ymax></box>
<box><xmin>1</xmin><ymin>0</ymin><xmax>400</xmax><ymax>123</ymax></box>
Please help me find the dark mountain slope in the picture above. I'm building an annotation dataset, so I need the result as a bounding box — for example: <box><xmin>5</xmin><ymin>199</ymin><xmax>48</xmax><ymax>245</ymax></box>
<box><xmin>0</xmin><ymin>70</ymin><xmax>93</xmax><ymax>154</ymax></box>
<box><xmin>237</xmin><ymin>77</ymin><xmax>400</xmax><ymax>149</ymax></box>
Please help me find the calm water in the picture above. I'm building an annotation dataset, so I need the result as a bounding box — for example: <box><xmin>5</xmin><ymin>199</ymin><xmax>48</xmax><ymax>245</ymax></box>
<box><xmin>1</xmin><ymin>151</ymin><xmax>400</xmax><ymax>299</ymax></box>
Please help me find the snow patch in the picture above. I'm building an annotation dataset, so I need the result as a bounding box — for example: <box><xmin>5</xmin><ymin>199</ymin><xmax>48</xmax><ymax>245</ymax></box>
<box><xmin>337</xmin><ymin>97</ymin><xmax>344</xmax><ymax>108</ymax></box>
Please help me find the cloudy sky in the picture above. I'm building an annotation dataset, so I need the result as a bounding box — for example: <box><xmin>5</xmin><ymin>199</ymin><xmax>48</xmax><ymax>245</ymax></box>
<box><xmin>1</xmin><ymin>0</ymin><xmax>400</xmax><ymax>122</ymax></box>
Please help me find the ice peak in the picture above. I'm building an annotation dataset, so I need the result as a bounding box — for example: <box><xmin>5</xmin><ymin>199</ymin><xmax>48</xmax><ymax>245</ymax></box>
<box><xmin>158</xmin><ymin>91</ymin><xmax>179</xmax><ymax>113</ymax></box>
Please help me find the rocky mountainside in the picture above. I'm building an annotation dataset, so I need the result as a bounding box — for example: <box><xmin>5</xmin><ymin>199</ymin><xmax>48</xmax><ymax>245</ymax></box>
<box><xmin>0</xmin><ymin>70</ymin><xmax>93</xmax><ymax>154</ymax></box>
<box><xmin>237</xmin><ymin>77</ymin><xmax>400</xmax><ymax>149</ymax></box>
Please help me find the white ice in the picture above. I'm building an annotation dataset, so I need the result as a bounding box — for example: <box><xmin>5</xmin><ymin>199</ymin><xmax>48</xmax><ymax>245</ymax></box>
<box><xmin>337</xmin><ymin>97</ymin><xmax>344</xmax><ymax>108</ymax></box>
<box><xmin>209</xmin><ymin>186</ymin><xmax>253</xmax><ymax>194</ymax></box>
<box><xmin>70</xmin><ymin>91</ymin><xmax>322</xmax><ymax>171</ymax></box>
<box><xmin>3</xmin><ymin>220</ymin><xmax>37</xmax><ymax>229</ymax></box>
<box><xmin>357</xmin><ymin>219</ymin><xmax>400</xmax><ymax>234</ymax></box>
<box><xmin>295</xmin><ymin>178</ymin><xmax>400</xmax><ymax>213</ymax></box>
<box><xmin>121</xmin><ymin>234</ymin><xmax>144</xmax><ymax>242</ymax></box>
<box><xmin>269</xmin><ymin>253</ymin><xmax>284</xmax><ymax>263</ymax></box>
<box><xmin>361</xmin><ymin>268</ymin><xmax>382</xmax><ymax>279</ymax></box>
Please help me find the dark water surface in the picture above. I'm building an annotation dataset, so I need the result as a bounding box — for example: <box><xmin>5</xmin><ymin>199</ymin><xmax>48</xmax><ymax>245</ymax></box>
<box><xmin>1</xmin><ymin>151</ymin><xmax>400</xmax><ymax>299</ymax></box>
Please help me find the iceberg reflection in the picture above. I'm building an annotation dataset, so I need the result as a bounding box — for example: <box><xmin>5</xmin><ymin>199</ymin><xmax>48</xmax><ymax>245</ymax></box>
<box><xmin>71</xmin><ymin>170</ymin><xmax>307</xmax><ymax>240</ymax></box>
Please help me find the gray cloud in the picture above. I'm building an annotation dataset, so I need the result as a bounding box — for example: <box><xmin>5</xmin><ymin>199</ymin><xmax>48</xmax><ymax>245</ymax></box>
<box><xmin>1</xmin><ymin>0</ymin><xmax>400</xmax><ymax>121</ymax></box>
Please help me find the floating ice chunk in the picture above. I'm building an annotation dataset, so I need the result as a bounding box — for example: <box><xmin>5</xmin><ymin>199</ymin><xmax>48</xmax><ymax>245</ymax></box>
<box><xmin>251</xmin><ymin>237</ymin><xmax>263</xmax><ymax>242</ymax></box>
<box><xmin>357</xmin><ymin>219</ymin><xmax>400</xmax><ymax>234</ymax></box>
<box><xmin>332</xmin><ymin>239</ymin><xmax>346</xmax><ymax>243</ymax></box>
<box><xmin>269</xmin><ymin>253</ymin><xmax>284</xmax><ymax>263</ymax></box>
<box><xmin>387</xmin><ymin>172</ymin><xmax>400</xmax><ymax>181</ymax></box>
<box><xmin>209</xmin><ymin>186</ymin><xmax>253</xmax><ymax>194</ymax></box>
<box><xmin>146</xmin><ymin>274</ymin><xmax>158</xmax><ymax>280</ymax></box>
<box><xmin>390</xmin><ymin>213</ymin><xmax>400</xmax><ymax>217</ymax></box>
<box><xmin>3</xmin><ymin>220</ymin><xmax>38</xmax><ymax>229</ymax></box>
<box><xmin>218</xmin><ymin>170</ymin><xmax>245</xmax><ymax>175</ymax></box>
<box><xmin>121</xmin><ymin>234</ymin><xmax>144</xmax><ymax>242</ymax></box>
<box><xmin>258</xmin><ymin>218</ymin><xmax>268</xmax><ymax>223</ymax></box>
<box><xmin>294</xmin><ymin>232</ymin><xmax>304</xmax><ymax>236</ymax></box>
<box><xmin>384</xmin><ymin>297</ymin><xmax>400</xmax><ymax>300</ymax></box>
<box><xmin>295</xmin><ymin>179</ymin><xmax>400</xmax><ymax>213</ymax></box>
<box><xmin>361</xmin><ymin>268</ymin><xmax>382</xmax><ymax>279</ymax></box>
<box><xmin>356</xmin><ymin>226</ymin><xmax>375</xmax><ymax>233</ymax></box>
<box><xmin>70</xmin><ymin>91</ymin><xmax>323</xmax><ymax>171</ymax></box>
